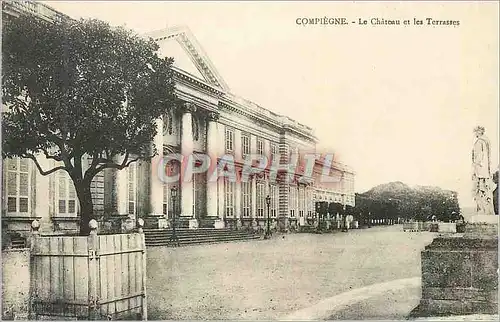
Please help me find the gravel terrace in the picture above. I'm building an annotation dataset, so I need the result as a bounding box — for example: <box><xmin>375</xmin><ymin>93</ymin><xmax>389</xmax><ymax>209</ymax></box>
<box><xmin>146</xmin><ymin>225</ymin><xmax>436</xmax><ymax>320</ymax></box>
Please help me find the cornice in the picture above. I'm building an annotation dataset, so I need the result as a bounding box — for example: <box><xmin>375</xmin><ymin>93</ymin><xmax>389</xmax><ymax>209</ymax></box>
<box><xmin>145</xmin><ymin>26</ymin><xmax>230</xmax><ymax>91</ymax></box>
<box><xmin>173</xmin><ymin>68</ymin><xmax>224</xmax><ymax>97</ymax></box>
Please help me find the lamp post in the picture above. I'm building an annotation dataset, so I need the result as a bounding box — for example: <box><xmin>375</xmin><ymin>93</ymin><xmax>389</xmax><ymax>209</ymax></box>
<box><xmin>265</xmin><ymin>195</ymin><xmax>271</xmax><ymax>239</ymax></box>
<box><xmin>169</xmin><ymin>186</ymin><xmax>180</xmax><ymax>247</ymax></box>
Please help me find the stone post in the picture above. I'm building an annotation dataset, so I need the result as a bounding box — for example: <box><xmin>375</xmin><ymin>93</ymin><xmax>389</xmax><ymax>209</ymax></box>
<box><xmin>206</xmin><ymin>112</ymin><xmax>219</xmax><ymax>218</ymax></box>
<box><xmin>150</xmin><ymin>118</ymin><xmax>164</xmax><ymax>217</ymax></box>
<box><xmin>181</xmin><ymin>103</ymin><xmax>196</xmax><ymax>228</ymax></box>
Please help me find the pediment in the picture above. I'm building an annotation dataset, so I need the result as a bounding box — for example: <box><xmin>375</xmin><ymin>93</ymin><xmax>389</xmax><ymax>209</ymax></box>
<box><xmin>144</xmin><ymin>26</ymin><xmax>229</xmax><ymax>91</ymax></box>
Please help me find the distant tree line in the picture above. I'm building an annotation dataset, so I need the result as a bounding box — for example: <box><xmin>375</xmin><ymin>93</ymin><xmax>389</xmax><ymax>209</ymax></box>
<box><xmin>350</xmin><ymin>182</ymin><xmax>461</xmax><ymax>222</ymax></box>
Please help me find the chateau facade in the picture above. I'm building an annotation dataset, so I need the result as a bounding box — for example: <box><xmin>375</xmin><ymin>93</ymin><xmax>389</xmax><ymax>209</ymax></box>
<box><xmin>1</xmin><ymin>1</ymin><xmax>355</xmax><ymax>238</ymax></box>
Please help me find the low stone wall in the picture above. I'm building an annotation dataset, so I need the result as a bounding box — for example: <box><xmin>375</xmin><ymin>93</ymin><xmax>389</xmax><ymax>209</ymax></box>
<box><xmin>1</xmin><ymin>249</ymin><xmax>30</xmax><ymax>320</ymax></box>
<box><xmin>437</xmin><ymin>222</ymin><xmax>456</xmax><ymax>233</ymax></box>
<box><xmin>411</xmin><ymin>234</ymin><xmax>498</xmax><ymax>317</ymax></box>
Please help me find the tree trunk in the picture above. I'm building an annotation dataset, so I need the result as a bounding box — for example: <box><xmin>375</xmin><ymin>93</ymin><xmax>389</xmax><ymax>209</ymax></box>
<box><xmin>75</xmin><ymin>181</ymin><xmax>94</xmax><ymax>235</ymax></box>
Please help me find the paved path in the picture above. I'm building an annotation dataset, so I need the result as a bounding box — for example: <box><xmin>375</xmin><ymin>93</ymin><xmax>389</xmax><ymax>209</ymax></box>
<box><xmin>146</xmin><ymin>225</ymin><xmax>436</xmax><ymax>320</ymax></box>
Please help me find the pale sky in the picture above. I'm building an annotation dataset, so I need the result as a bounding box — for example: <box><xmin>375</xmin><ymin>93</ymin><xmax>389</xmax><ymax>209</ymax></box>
<box><xmin>43</xmin><ymin>1</ymin><xmax>499</xmax><ymax>208</ymax></box>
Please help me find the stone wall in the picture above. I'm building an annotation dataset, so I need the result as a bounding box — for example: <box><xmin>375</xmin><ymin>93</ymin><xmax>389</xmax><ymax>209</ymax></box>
<box><xmin>411</xmin><ymin>234</ymin><xmax>498</xmax><ymax>317</ymax></box>
<box><xmin>1</xmin><ymin>249</ymin><xmax>30</xmax><ymax>319</ymax></box>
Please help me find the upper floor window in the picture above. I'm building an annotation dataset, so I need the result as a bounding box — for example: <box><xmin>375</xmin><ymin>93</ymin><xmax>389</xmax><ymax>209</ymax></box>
<box><xmin>5</xmin><ymin>157</ymin><xmax>31</xmax><ymax>214</ymax></box>
<box><xmin>256</xmin><ymin>138</ymin><xmax>264</xmax><ymax>155</ymax></box>
<box><xmin>270</xmin><ymin>142</ymin><xmax>279</xmax><ymax>156</ymax></box>
<box><xmin>225</xmin><ymin>127</ymin><xmax>234</xmax><ymax>153</ymax></box>
<box><xmin>242</xmin><ymin>133</ymin><xmax>250</xmax><ymax>158</ymax></box>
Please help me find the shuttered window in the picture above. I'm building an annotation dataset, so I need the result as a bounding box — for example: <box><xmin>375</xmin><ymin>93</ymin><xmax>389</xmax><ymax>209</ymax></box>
<box><xmin>270</xmin><ymin>184</ymin><xmax>278</xmax><ymax>217</ymax></box>
<box><xmin>289</xmin><ymin>186</ymin><xmax>298</xmax><ymax>217</ymax></box>
<box><xmin>224</xmin><ymin>180</ymin><xmax>235</xmax><ymax>217</ymax></box>
<box><xmin>256</xmin><ymin>182</ymin><xmax>265</xmax><ymax>218</ymax></box>
<box><xmin>127</xmin><ymin>163</ymin><xmax>137</xmax><ymax>215</ymax></box>
<box><xmin>241</xmin><ymin>181</ymin><xmax>252</xmax><ymax>218</ymax></box>
<box><xmin>225</xmin><ymin>127</ymin><xmax>234</xmax><ymax>153</ymax></box>
<box><xmin>57</xmin><ymin>170</ymin><xmax>77</xmax><ymax>215</ymax></box>
<box><xmin>5</xmin><ymin>158</ymin><xmax>31</xmax><ymax>213</ymax></box>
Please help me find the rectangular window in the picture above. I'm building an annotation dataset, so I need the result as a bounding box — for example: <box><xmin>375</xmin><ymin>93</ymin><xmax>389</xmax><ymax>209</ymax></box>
<box><xmin>307</xmin><ymin>189</ymin><xmax>313</xmax><ymax>217</ymax></box>
<box><xmin>127</xmin><ymin>163</ymin><xmax>137</xmax><ymax>216</ymax></box>
<box><xmin>256</xmin><ymin>138</ymin><xmax>264</xmax><ymax>155</ymax></box>
<box><xmin>270</xmin><ymin>184</ymin><xmax>278</xmax><ymax>217</ymax></box>
<box><xmin>256</xmin><ymin>182</ymin><xmax>265</xmax><ymax>217</ymax></box>
<box><xmin>225</xmin><ymin>127</ymin><xmax>234</xmax><ymax>153</ymax></box>
<box><xmin>241</xmin><ymin>181</ymin><xmax>252</xmax><ymax>218</ymax></box>
<box><xmin>270</xmin><ymin>142</ymin><xmax>278</xmax><ymax>156</ymax></box>
<box><xmin>224</xmin><ymin>180</ymin><xmax>235</xmax><ymax>217</ymax></box>
<box><xmin>242</xmin><ymin>133</ymin><xmax>250</xmax><ymax>158</ymax></box>
<box><xmin>57</xmin><ymin>170</ymin><xmax>77</xmax><ymax>215</ymax></box>
<box><xmin>289</xmin><ymin>186</ymin><xmax>298</xmax><ymax>217</ymax></box>
<box><xmin>298</xmin><ymin>186</ymin><xmax>305</xmax><ymax>217</ymax></box>
<box><xmin>5</xmin><ymin>158</ymin><xmax>31</xmax><ymax>214</ymax></box>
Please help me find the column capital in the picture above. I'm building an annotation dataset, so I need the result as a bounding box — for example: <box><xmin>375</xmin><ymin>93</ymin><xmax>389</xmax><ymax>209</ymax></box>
<box><xmin>182</xmin><ymin>102</ymin><xmax>197</xmax><ymax>113</ymax></box>
<box><xmin>207</xmin><ymin>112</ymin><xmax>220</xmax><ymax>122</ymax></box>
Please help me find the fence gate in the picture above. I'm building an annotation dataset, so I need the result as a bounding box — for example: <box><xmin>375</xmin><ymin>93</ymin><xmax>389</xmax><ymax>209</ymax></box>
<box><xmin>29</xmin><ymin>232</ymin><xmax>147</xmax><ymax>320</ymax></box>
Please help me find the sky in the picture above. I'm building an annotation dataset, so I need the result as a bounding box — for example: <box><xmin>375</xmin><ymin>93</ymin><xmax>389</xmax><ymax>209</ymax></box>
<box><xmin>43</xmin><ymin>1</ymin><xmax>499</xmax><ymax>208</ymax></box>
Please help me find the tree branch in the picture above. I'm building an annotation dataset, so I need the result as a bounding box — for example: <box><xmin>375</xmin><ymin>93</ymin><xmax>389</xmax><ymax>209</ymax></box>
<box><xmin>24</xmin><ymin>153</ymin><xmax>66</xmax><ymax>176</ymax></box>
<box><xmin>42</xmin><ymin>148</ymin><xmax>63</xmax><ymax>162</ymax></box>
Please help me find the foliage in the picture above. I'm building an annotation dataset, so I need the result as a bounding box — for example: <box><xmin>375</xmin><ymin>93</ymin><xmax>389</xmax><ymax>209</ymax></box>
<box><xmin>2</xmin><ymin>15</ymin><xmax>177</xmax><ymax>234</ymax></box>
<box><xmin>354</xmin><ymin>182</ymin><xmax>461</xmax><ymax>222</ymax></box>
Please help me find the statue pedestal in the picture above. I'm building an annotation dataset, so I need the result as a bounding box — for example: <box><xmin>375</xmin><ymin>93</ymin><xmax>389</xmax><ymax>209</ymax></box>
<box><xmin>188</xmin><ymin>219</ymin><xmax>199</xmax><ymax>229</ymax></box>
<box><xmin>214</xmin><ymin>219</ymin><xmax>225</xmax><ymax>229</ymax></box>
<box><xmin>410</xmin><ymin>223</ymin><xmax>498</xmax><ymax>318</ymax></box>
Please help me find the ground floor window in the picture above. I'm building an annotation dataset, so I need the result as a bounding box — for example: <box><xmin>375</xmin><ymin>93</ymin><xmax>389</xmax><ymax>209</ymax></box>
<box><xmin>241</xmin><ymin>181</ymin><xmax>252</xmax><ymax>218</ymax></box>
<box><xmin>127</xmin><ymin>162</ymin><xmax>137</xmax><ymax>216</ymax></box>
<box><xmin>57</xmin><ymin>170</ymin><xmax>77</xmax><ymax>215</ymax></box>
<box><xmin>298</xmin><ymin>186</ymin><xmax>305</xmax><ymax>217</ymax></box>
<box><xmin>289</xmin><ymin>185</ymin><xmax>298</xmax><ymax>217</ymax></box>
<box><xmin>270</xmin><ymin>184</ymin><xmax>278</xmax><ymax>217</ymax></box>
<box><xmin>256</xmin><ymin>181</ymin><xmax>265</xmax><ymax>217</ymax></box>
<box><xmin>224</xmin><ymin>180</ymin><xmax>235</xmax><ymax>217</ymax></box>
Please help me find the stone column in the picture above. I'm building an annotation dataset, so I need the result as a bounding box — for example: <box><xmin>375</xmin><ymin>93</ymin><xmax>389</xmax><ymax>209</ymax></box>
<box><xmin>180</xmin><ymin>103</ymin><xmax>196</xmax><ymax>228</ymax></box>
<box><xmin>150</xmin><ymin>118</ymin><xmax>164</xmax><ymax>216</ymax></box>
<box><xmin>235</xmin><ymin>180</ymin><xmax>242</xmax><ymax>228</ymax></box>
<box><xmin>206</xmin><ymin>112</ymin><xmax>219</xmax><ymax>218</ymax></box>
<box><xmin>115</xmin><ymin>155</ymin><xmax>128</xmax><ymax>216</ymax></box>
<box><xmin>35</xmin><ymin>154</ymin><xmax>51</xmax><ymax>231</ymax></box>
<box><xmin>251</xmin><ymin>176</ymin><xmax>257</xmax><ymax>228</ymax></box>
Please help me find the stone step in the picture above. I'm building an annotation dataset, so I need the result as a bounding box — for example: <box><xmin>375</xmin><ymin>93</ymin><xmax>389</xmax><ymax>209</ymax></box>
<box><xmin>144</xmin><ymin>227</ymin><xmax>260</xmax><ymax>247</ymax></box>
<box><xmin>145</xmin><ymin>235</ymin><xmax>256</xmax><ymax>242</ymax></box>
<box><xmin>145</xmin><ymin>235</ymin><xmax>260</xmax><ymax>247</ymax></box>
<box><xmin>144</xmin><ymin>230</ymin><xmax>254</xmax><ymax>237</ymax></box>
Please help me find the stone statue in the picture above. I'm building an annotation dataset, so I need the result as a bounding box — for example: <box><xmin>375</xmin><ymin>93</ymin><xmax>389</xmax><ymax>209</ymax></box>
<box><xmin>472</xmin><ymin>126</ymin><xmax>496</xmax><ymax>216</ymax></box>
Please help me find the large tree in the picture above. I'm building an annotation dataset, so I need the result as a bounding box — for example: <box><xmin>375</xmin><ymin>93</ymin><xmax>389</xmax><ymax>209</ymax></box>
<box><xmin>2</xmin><ymin>15</ymin><xmax>177</xmax><ymax>235</ymax></box>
